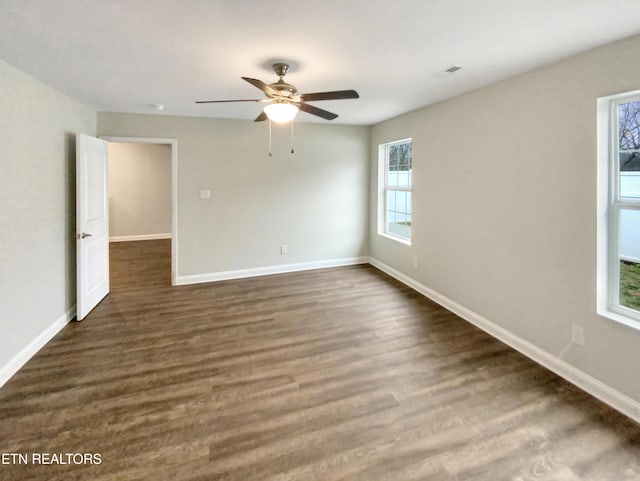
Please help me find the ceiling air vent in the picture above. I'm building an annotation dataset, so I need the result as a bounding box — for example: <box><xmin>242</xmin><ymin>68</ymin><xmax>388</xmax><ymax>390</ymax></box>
<box><xmin>444</xmin><ymin>65</ymin><xmax>462</xmax><ymax>73</ymax></box>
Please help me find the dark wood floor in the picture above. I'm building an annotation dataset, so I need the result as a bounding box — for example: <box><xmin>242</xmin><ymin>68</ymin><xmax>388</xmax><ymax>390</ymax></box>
<box><xmin>1</xmin><ymin>239</ymin><xmax>639</xmax><ymax>481</ymax></box>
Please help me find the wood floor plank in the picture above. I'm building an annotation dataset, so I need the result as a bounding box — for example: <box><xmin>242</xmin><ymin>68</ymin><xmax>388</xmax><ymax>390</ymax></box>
<box><xmin>0</xmin><ymin>239</ymin><xmax>639</xmax><ymax>481</ymax></box>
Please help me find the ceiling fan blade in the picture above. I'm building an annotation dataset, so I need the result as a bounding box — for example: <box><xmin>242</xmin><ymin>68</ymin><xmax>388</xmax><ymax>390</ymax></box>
<box><xmin>300</xmin><ymin>90</ymin><xmax>359</xmax><ymax>102</ymax></box>
<box><xmin>195</xmin><ymin>99</ymin><xmax>262</xmax><ymax>104</ymax></box>
<box><xmin>241</xmin><ymin>77</ymin><xmax>278</xmax><ymax>97</ymax></box>
<box><xmin>298</xmin><ymin>102</ymin><xmax>338</xmax><ymax>120</ymax></box>
<box><xmin>254</xmin><ymin>112</ymin><xmax>268</xmax><ymax>122</ymax></box>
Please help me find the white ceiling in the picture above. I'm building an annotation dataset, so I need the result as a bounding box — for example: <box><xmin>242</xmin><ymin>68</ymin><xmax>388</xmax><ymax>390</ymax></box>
<box><xmin>2</xmin><ymin>0</ymin><xmax>640</xmax><ymax>125</ymax></box>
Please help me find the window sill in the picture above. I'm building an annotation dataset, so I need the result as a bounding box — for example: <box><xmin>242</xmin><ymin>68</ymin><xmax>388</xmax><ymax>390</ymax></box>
<box><xmin>378</xmin><ymin>232</ymin><xmax>411</xmax><ymax>246</ymax></box>
<box><xmin>597</xmin><ymin>308</ymin><xmax>640</xmax><ymax>332</ymax></box>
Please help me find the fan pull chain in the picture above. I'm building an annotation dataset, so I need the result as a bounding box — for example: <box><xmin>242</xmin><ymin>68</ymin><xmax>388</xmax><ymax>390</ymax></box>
<box><xmin>268</xmin><ymin>119</ymin><xmax>272</xmax><ymax>157</ymax></box>
<box><xmin>290</xmin><ymin>121</ymin><xmax>295</xmax><ymax>154</ymax></box>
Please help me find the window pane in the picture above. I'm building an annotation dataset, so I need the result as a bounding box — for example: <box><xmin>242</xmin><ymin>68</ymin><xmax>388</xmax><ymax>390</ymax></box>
<box><xmin>388</xmin><ymin>144</ymin><xmax>400</xmax><ymax>171</ymax></box>
<box><xmin>618</xmin><ymin>101</ymin><xmax>640</xmax><ymax>198</ymax></box>
<box><xmin>620</xmin><ymin>260</ymin><xmax>640</xmax><ymax>312</ymax></box>
<box><xmin>386</xmin><ymin>189</ymin><xmax>395</xmax><ymax>234</ymax></box>
<box><xmin>396</xmin><ymin>190</ymin><xmax>406</xmax><ymax>213</ymax></box>
<box><xmin>387</xmin><ymin>208</ymin><xmax>396</xmax><ymax>233</ymax></box>
<box><xmin>387</xmin><ymin>170</ymin><xmax>398</xmax><ymax>187</ymax></box>
<box><xmin>620</xmin><ymin>170</ymin><xmax>640</xmax><ymax>198</ymax></box>
<box><xmin>620</xmin><ymin>208</ymin><xmax>640</xmax><ymax>263</ymax></box>
<box><xmin>619</xmin><ymin>208</ymin><xmax>640</xmax><ymax>312</ymax></box>
<box><xmin>386</xmin><ymin>190</ymin><xmax>396</xmax><ymax>213</ymax></box>
<box><xmin>619</xmin><ymin>101</ymin><xmax>640</xmax><ymax>151</ymax></box>
<box><xmin>398</xmin><ymin>171</ymin><xmax>410</xmax><ymax>187</ymax></box>
<box><xmin>402</xmin><ymin>214</ymin><xmax>411</xmax><ymax>238</ymax></box>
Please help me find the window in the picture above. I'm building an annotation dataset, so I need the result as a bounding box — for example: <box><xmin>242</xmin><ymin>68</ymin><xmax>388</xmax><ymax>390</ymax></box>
<box><xmin>598</xmin><ymin>92</ymin><xmax>640</xmax><ymax>326</ymax></box>
<box><xmin>379</xmin><ymin>139</ymin><xmax>412</xmax><ymax>243</ymax></box>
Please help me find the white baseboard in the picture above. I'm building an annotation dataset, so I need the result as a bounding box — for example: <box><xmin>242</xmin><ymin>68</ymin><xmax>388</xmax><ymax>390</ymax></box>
<box><xmin>0</xmin><ymin>305</ymin><xmax>76</xmax><ymax>389</ymax></box>
<box><xmin>175</xmin><ymin>256</ymin><xmax>369</xmax><ymax>286</ymax></box>
<box><xmin>368</xmin><ymin>257</ymin><xmax>640</xmax><ymax>424</ymax></box>
<box><xmin>110</xmin><ymin>233</ymin><xmax>171</xmax><ymax>242</ymax></box>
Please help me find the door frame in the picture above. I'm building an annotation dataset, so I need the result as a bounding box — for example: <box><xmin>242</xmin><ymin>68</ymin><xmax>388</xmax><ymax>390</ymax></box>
<box><xmin>101</xmin><ymin>136</ymin><xmax>178</xmax><ymax>286</ymax></box>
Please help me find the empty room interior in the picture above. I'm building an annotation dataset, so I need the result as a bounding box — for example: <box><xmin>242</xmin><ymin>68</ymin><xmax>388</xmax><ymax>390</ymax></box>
<box><xmin>2</xmin><ymin>1</ymin><xmax>640</xmax><ymax>480</ymax></box>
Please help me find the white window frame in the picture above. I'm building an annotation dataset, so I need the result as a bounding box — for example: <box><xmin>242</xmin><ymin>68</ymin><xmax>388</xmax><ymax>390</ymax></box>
<box><xmin>377</xmin><ymin>138</ymin><xmax>412</xmax><ymax>245</ymax></box>
<box><xmin>597</xmin><ymin>91</ymin><xmax>640</xmax><ymax>328</ymax></box>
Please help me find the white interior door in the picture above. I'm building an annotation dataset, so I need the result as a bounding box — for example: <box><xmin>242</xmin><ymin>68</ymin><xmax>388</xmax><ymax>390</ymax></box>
<box><xmin>76</xmin><ymin>134</ymin><xmax>109</xmax><ymax>320</ymax></box>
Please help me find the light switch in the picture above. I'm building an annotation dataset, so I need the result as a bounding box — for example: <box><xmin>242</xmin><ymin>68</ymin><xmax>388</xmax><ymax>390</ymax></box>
<box><xmin>200</xmin><ymin>189</ymin><xmax>211</xmax><ymax>199</ymax></box>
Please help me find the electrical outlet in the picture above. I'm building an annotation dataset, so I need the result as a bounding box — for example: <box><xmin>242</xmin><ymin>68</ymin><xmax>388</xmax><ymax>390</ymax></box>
<box><xmin>280</xmin><ymin>245</ymin><xmax>288</xmax><ymax>255</ymax></box>
<box><xmin>413</xmin><ymin>257</ymin><xmax>419</xmax><ymax>269</ymax></box>
<box><xmin>571</xmin><ymin>325</ymin><xmax>584</xmax><ymax>346</ymax></box>
<box><xmin>199</xmin><ymin>189</ymin><xmax>211</xmax><ymax>199</ymax></box>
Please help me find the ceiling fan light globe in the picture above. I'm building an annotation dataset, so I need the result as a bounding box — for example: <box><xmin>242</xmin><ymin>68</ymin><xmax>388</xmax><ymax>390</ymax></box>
<box><xmin>264</xmin><ymin>103</ymin><xmax>299</xmax><ymax>123</ymax></box>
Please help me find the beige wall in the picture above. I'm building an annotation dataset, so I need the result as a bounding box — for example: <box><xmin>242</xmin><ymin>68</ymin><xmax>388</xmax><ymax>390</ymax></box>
<box><xmin>0</xmin><ymin>60</ymin><xmax>96</xmax><ymax>370</ymax></box>
<box><xmin>98</xmin><ymin>113</ymin><xmax>370</xmax><ymax>277</ymax></box>
<box><xmin>370</xmin><ymin>34</ymin><xmax>640</xmax><ymax>402</ymax></box>
<box><xmin>108</xmin><ymin>142</ymin><xmax>172</xmax><ymax>239</ymax></box>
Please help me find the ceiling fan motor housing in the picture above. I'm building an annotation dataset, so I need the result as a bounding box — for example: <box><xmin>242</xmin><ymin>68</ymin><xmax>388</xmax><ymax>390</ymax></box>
<box><xmin>273</xmin><ymin>63</ymin><xmax>289</xmax><ymax>77</ymax></box>
<box><xmin>270</xmin><ymin>63</ymin><xmax>297</xmax><ymax>98</ymax></box>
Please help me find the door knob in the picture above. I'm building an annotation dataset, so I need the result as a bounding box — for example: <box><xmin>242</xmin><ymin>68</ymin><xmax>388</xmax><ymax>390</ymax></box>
<box><xmin>81</xmin><ymin>232</ymin><xmax>92</xmax><ymax>239</ymax></box>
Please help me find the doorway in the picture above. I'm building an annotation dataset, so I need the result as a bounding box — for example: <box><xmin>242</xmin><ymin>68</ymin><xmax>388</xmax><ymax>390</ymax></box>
<box><xmin>102</xmin><ymin>137</ymin><xmax>178</xmax><ymax>287</ymax></box>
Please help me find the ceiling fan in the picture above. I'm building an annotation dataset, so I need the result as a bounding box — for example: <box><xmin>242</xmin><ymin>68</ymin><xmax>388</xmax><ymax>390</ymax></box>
<box><xmin>196</xmin><ymin>63</ymin><xmax>359</xmax><ymax>123</ymax></box>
